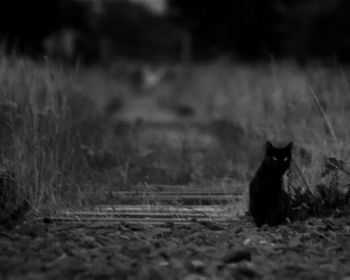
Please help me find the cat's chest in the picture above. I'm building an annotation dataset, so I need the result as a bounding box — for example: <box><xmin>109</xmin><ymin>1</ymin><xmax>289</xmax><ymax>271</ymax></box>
<box><xmin>252</xmin><ymin>172</ymin><xmax>284</xmax><ymax>197</ymax></box>
<box><xmin>254</xmin><ymin>169</ymin><xmax>283</xmax><ymax>186</ymax></box>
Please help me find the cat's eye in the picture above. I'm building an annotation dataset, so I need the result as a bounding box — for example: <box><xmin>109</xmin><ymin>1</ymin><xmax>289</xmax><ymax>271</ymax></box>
<box><xmin>272</xmin><ymin>156</ymin><xmax>278</xmax><ymax>161</ymax></box>
<box><xmin>283</xmin><ymin>157</ymin><xmax>289</xmax><ymax>162</ymax></box>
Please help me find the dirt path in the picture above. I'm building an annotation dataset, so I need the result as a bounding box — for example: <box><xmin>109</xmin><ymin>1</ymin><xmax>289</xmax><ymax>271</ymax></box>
<box><xmin>1</xmin><ymin>215</ymin><xmax>350</xmax><ymax>280</ymax></box>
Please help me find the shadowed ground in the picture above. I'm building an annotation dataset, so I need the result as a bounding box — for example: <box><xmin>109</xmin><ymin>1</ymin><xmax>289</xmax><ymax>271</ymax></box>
<box><xmin>1</xmin><ymin>214</ymin><xmax>350</xmax><ymax>279</ymax></box>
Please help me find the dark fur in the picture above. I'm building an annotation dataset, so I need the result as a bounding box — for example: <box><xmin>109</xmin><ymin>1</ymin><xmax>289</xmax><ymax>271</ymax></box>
<box><xmin>249</xmin><ymin>141</ymin><xmax>292</xmax><ymax>227</ymax></box>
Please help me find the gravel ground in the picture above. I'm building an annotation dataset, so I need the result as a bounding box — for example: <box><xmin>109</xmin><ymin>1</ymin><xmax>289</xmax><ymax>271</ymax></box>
<box><xmin>1</xmin><ymin>215</ymin><xmax>350</xmax><ymax>280</ymax></box>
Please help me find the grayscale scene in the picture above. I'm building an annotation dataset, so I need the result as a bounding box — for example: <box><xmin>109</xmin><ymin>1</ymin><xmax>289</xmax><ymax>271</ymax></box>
<box><xmin>0</xmin><ymin>0</ymin><xmax>350</xmax><ymax>279</ymax></box>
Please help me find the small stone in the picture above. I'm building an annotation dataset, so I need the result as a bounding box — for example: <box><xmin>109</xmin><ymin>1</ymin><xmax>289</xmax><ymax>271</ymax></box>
<box><xmin>187</xmin><ymin>259</ymin><xmax>206</xmax><ymax>273</ymax></box>
<box><xmin>222</xmin><ymin>250</ymin><xmax>252</xmax><ymax>264</ymax></box>
<box><xmin>243</xmin><ymin>238</ymin><xmax>251</xmax><ymax>245</ymax></box>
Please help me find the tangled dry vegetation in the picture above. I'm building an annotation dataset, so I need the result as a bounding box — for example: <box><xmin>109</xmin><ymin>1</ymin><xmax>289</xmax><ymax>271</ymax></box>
<box><xmin>0</xmin><ymin>57</ymin><xmax>349</xmax><ymax>220</ymax></box>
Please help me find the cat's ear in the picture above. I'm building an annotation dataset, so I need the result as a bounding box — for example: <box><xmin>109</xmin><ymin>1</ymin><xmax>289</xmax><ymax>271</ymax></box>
<box><xmin>265</xmin><ymin>141</ymin><xmax>273</xmax><ymax>153</ymax></box>
<box><xmin>285</xmin><ymin>142</ymin><xmax>293</xmax><ymax>151</ymax></box>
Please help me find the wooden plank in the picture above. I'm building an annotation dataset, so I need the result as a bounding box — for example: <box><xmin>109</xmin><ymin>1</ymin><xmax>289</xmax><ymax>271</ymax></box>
<box><xmin>61</xmin><ymin>211</ymin><xmax>220</xmax><ymax>216</ymax></box>
<box><xmin>59</xmin><ymin>213</ymin><xmax>230</xmax><ymax>219</ymax></box>
<box><xmin>92</xmin><ymin>205</ymin><xmax>229</xmax><ymax>212</ymax></box>
<box><xmin>111</xmin><ymin>195</ymin><xmax>236</xmax><ymax>199</ymax></box>
<box><xmin>129</xmin><ymin>186</ymin><xmax>242</xmax><ymax>193</ymax></box>
<box><xmin>68</xmin><ymin>209</ymin><xmax>229</xmax><ymax>215</ymax></box>
<box><xmin>49</xmin><ymin>217</ymin><xmax>230</xmax><ymax>223</ymax></box>
<box><xmin>86</xmin><ymin>190</ymin><xmax>242</xmax><ymax>196</ymax></box>
<box><xmin>47</xmin><ymin>220</ymin><xmax>220</xmax><ymax>226</ymax></box>
<box><xmin>95</xmin><ymin>193</ymin><xmax>239</xmax><ymax>201</ymax></box>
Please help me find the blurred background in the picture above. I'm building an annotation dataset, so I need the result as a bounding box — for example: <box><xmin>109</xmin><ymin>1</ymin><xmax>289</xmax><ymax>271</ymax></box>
<box><xmin>1</xmin><ymin>0</ymin><xmax>350</xmax><ymax>211</ymax></box>
<box><xmin>1</xmin><ymin>0</ymin><xmax>350</xmax><ymax>64</ymax></box>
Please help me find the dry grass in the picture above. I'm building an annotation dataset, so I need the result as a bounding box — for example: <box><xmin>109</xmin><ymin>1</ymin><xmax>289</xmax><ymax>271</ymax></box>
<box><xmin>1</xmin><ymin>56</ymin><xmax>350</xmax><ymax>215</ymax></box>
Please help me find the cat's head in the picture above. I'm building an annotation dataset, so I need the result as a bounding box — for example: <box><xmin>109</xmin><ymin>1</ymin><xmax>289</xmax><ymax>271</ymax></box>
<box><xmin>264</xmin><ymin>141</ymin><xmax>293</xmax><ymax>173</ymax></box>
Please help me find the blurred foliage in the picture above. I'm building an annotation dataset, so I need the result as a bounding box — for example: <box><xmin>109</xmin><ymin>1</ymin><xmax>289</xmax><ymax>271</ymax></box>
<box><xmin>2</xmin><ymin>0</ymin><xmax>350</xmax><ymax>62</ymax></box>
<box><xmin>99</xmin><ymin>1</ymin><xmax>181</xmax><ymax>61</ymax></box>
<box><xmin>0</xmin><ymin>0</ymin><xmax>89</xmax><ymax>55</ymax></box>
<box><xmin>169</xmin><ymin>0</ymin><xmax>350</xmax><ymax>61</ymax></box>
<box><xmin>168</xmin><ymin>0</ymin><xmax>275</xmax><ymax>59</ymax></box>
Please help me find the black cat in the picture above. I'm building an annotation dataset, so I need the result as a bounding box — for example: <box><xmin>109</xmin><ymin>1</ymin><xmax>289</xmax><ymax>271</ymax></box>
<box><xmin>249</xmin><ymin>141</ymin><xmax>292</xmax><ymax>227</ymax></box>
